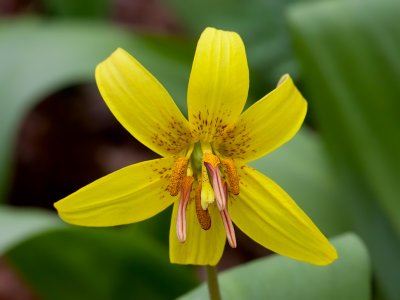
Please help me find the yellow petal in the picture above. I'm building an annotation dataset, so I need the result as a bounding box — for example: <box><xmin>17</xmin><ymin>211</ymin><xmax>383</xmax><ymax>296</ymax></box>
<box><xmin>229</xmin><ymin>165</ymin><xmax>337</xmax><ymax>265</ymax></box>
<box><xmin>217</xmin><ymin>74</ymin><xmax>307</xmax><ymax>163</ymax></box>
<box><xmin>187</xmin><ymin>27</ymin><xmax>249</xmax><ymax>142</ymax></box>
<box><xmin>169</xmin><ymin>199</ymin><xmax>225</xmax><ymax>265</ymax></box>
<box><xmin>54</xmin><ymin>157</ymin><xmax>176</xmax><ymax>226</ymax></box>
<box><xmin>96</xmin><ymin>48</ymin><xmax>192</xmax><ymax>157</ymax></box>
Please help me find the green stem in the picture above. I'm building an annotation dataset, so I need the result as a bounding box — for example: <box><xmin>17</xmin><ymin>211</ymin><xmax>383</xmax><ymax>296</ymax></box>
<box><xmin>206</xmin><ymin>265</ymin><xmax>222</xmax><ymax>300</ymax></box>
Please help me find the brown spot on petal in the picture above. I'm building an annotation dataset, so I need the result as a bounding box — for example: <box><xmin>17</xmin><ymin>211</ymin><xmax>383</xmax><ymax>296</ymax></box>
<box><xmin>149</xmin><ymin>116</ymin><xmax>192</xmax><ymax>154</ymax></box>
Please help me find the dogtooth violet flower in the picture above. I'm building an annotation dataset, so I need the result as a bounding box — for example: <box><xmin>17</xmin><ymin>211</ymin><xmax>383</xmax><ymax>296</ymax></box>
<box><xmin>54</xmin><ymin>27</ymin><xmax>337</xmax><ymax>266</ymax></box>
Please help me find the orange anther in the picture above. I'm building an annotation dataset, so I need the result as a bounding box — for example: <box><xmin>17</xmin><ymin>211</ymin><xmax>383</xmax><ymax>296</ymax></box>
<box><xmin>195</xmin><ymin>183</ymin><xmax>211</xmax><ymax>230</ymax></box>
<box><xmin>222</xmin><ymin>158</ymin><xmax>240</xmax><ymax>195</ymax></box>
<box><xmin>203</xmin><ymin>152</ymin><xmax>220</xmax><ymax>169</ymax></box>
<box><xmin>168</xmin><ymin>157</ymin><xmax>188</xmax><ymax>196</ymax></box>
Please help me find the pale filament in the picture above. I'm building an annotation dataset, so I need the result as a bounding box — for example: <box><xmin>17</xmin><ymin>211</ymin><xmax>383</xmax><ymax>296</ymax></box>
<box><xmin>220</xmin><ymin>182</ymin><xmax>237</xmax><ymax>248</ymax></box>
<box><xmin>204</xmin><ymin>160</ymin><xmax>226</xmax><ymax>211</ymax></box>
<box><xmin>176</xmin><ymin>176</ymin><xmax>193</xmax><ymax>242</ymax></box>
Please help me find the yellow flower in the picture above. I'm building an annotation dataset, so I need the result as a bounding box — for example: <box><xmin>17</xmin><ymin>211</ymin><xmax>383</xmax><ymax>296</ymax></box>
<box><xmin>54</xmin><ymin>27</ymin><xmax>337</xmax><ymax>266</ymax></box>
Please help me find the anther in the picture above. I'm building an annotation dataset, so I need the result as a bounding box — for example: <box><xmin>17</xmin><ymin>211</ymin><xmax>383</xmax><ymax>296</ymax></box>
<box><xmin>168</xmin><ymin>157</ymin><xmax>188</xmax><ymax>196</ymax></box>
<box><xmin>222</xmin><ymin>158</ymin><xmax>240</xmax><ymax>195</ymax></box>
<box><xmin>176</xmin><ymin>176</ymin><xmax>193</xmax><ymax>243</ymax></box>
<box><xmin>195</xmin><ymin>183</ymin><xmax>211</xmax><ymax>230</ymax></box>
<box><xmin>203</xmin><ymin>152</ymin><xmax>220</xmax><ymax>169</ymax></box>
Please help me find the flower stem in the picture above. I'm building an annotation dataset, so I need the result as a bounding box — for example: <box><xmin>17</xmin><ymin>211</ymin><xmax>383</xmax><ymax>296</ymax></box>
<box><xmin>206</xmin><ymin>265</ymin><xmax>222</xmax><ymax>300</ymax></box>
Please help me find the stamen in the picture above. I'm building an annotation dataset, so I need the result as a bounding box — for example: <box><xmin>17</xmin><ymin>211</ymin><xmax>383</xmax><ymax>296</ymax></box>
<box><xmin>220</xmin><ymin>182</ymin><xmax>237</xmax><ymax>248</ymax></box>
<box><xmin>221</xmin><ymin>158</ymin><xmax>240</xmax><ymax>195</ymax></box>
<box><xmin>176</xmin><ymin>176</ymin><xmax>193</xmax><ymax>242</ymax></box>
<box><xmin>203</xmin><ymin>152</ymin><xmax>220</xmax><ymax>169</ymax></box>
<box><xmin>203</xmin><ymin>152</ymin><xmax>226</xmax><ymax>211</ymax></box>
<box><xmin>195</xmin><ymin>182</ymin><xmax>211</xmax><ymax>230</ymax></box>
<box><xmin>168</xmin><ymin>157</ymin><xmax>188</xmax><ymax>196</ymax></box>
<box><xmin>221</xmin><ymin>209</ymin><xmax>236</xmax><ymax>248</ymax></box>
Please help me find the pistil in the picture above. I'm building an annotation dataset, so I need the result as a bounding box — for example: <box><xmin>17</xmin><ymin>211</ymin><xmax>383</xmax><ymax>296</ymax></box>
<box><xmin>200</xmin><ymin>165</ymin><xmax>215</xmax><ymax>209</ymax></box>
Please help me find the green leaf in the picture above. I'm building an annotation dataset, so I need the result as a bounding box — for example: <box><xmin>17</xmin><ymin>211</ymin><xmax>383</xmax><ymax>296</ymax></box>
<box><xmin>288</xmin><ymin>0</ymin><xmax>400</xmax><ymax>235</ymax></box>
<box><xmin>251</xmin><ymin>128</ymin><xmax>349</xmax><ymax>237</ymax></box>
<box><xmin>0</xmin><ymin>205</ymin><xmax>64</xmax><ymax>254</ymax></box>
<box><xmin>6</xmin><ymin>226</ymin><xmax>197</xmax><ymax>300</ymax></box>
<box><xmin>287</xmin><ymin>0</ymin><xmax>400</xmax><ymax>299</ymax></box>
<box><xmin>180</xmin><ymin>233</ymin><xmax>370</xmax><ymax>300</ymax></box>
<box><xmin>0</xmin><ymin>18</ymin><xmax>191</xmax><ymax>201</ymax></box>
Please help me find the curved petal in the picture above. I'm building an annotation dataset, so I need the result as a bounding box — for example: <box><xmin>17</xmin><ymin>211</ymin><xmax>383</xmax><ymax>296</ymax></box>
<box><xmin>169</xmin><ymin>199</ymin><xmax>225</xmax><ymax>266</ymax></box>
<box><xmin>54</xmin><ymin>157</ymin><xmax>176</xmax><ymax>226</ymax></box>
<box><xmin>217</xmin><ymin>74</ymin><xmax>307</xmax><ymax>163</ymax></box>
<box><xmin>96</xmin><ymin>48</ymin><xmax>192</xmax><ymax>157</ymax></box>
<box><xmin>229</xmin><ymin>165</ymin><xmax>337</xmax><ymax>265</ymax></box>
<box><xmin>188</xmin><ymin>27</ymin><xmax>249</xmax><ymax>142</ymax></box>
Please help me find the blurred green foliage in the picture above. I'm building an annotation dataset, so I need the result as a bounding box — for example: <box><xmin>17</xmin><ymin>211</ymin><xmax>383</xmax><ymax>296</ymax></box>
<box><xmin>0</xmin><ymin>206</ymin><xmax>64</xmax><ymax>253</ymax></box>
<box><xmin>288</xmin><ymin>1</ymin><xmax>400</xmax><ymax>299</ymax></box>
<box><xmin>41</xmin><ymin>0</ymin><xmax>110</xmax><ymax>18</ymax></box>
<box><xmin>7</xmin><ymin>225</ymin><xmax>197</xmax><ymax>300</ymax></box>
<box><xmin>180</xmin><ymin>233</ymin><xmax>370</xmax><ymax>300</ymax></box>
<box><xmin>0</xmin><ymin>0</ymin><xmax>399</xmax><ymax>298</ymax></box>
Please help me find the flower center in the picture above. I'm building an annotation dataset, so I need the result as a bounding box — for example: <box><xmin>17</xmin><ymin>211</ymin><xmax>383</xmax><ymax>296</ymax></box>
<box><xmin>169</xmin><ymin>142</ymin><xmax>238</xmax><ymax>248</ymax></box>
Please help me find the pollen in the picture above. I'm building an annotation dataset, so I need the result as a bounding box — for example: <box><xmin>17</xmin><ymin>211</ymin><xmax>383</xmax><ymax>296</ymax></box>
<box><xmin>181</xmin><ymin>176</ymin><xmax>194</xmax><ymax>195</ymax></box>
<box><xmin>203</xmin><ymin>152</ymin><xmax>220</xmax><ymax>169</ymax></box>
<box><xmin>222</xmin><ymin>158</ymin><xmax>240</xmax><ymax>195</ymax></box>
<box><xmin>195</xmin><ymin>183</ymin><xmax>211</xmax><ymax>230</ymax></box>
<box><xmin>168</xmin><ymin>157</ymin><xmax>188</xmax><ymax>196</ymax></box>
